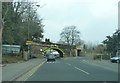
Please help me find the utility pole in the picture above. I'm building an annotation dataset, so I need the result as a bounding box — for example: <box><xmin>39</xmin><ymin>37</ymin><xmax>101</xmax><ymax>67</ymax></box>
<box><xmin>118</xmin><ymin>1</ymin><xmax>120</xmax><ymax>30</ymax></box>
<box><xmin>27</xmin><ymin>0</ymin><xmax>30</xmax><ymax>59</ymax></box>
<box><xmin>0</xmin><ymin>1</ymin><xmax>2</xmax><ymax>58</ymax></box>
<box><xmin>0</xmin><ymin>1</ymin><xmax>2</xmax><ymax>83</ymax></box>
<box><xmin>27</xmin><ymin>1</ymin><xmax>40</xmax><ymax>59</ymax></box>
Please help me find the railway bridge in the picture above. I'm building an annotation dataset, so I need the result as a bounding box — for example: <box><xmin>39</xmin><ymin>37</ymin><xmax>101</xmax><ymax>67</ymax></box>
<box><xmin>29</xmin><ymin>42</ymin><xmax>82</xmax><ymax>58</ymax></box>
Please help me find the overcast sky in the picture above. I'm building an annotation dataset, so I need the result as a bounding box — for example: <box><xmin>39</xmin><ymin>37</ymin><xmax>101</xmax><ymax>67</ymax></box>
<box><xmin>35</xmin><ymin>0</ymin><xmax>119</xmax><ymax>44</ymax></box>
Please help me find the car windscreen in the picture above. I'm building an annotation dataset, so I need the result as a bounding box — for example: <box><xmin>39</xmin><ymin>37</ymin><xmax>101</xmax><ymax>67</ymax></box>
<box><xmin>48</xmin><ymin>55</ymin><xmax>54</xmax><ymax>57</ymax></box>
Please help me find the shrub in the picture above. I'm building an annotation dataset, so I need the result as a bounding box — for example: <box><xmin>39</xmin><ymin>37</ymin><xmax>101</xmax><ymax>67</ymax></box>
<box><xmin>93</xmin><ymin>54</ymin><xmax>110</xmax><ymax>60</ymax></box>
<box><xmin>93</xmin><ymin>54</ymin><xmax>101</xmax><ymax>60</ymax></box>
<box><xmin>80</xmin><ymin>52</ymin><xmax>85</xmax><ymax>57</ymax></box>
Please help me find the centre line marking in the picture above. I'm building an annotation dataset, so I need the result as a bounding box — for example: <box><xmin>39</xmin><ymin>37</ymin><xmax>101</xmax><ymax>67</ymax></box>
<box><xmin>66</xmin><ymin>63</ymin><xmax>71</xmax><ymax>66</ymax></box>
<box><xmin>74</xmin><ymin>67</ymin><xmax>90</xmax><ymax>75</ymax></box>
<box><xmin>68</xmin><ymin>63</ymin><xmax>71</xmax><ymax>66</ymax></box>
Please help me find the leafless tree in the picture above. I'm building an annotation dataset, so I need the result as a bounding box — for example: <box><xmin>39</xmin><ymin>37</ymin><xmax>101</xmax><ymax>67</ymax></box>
<box><xmin>60</xmin><ymin>26</ymin><xmax>81</xmax><ymax>46</ymax></box>
<box><xmin>60</xmin><ymin>26</ymin><xmax>81</xmax><ymax>56</ymax></box>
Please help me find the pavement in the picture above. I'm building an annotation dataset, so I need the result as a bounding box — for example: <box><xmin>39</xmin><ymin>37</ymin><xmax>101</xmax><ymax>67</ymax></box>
<box><xmin>16</xmin><ymin>57</ymin><xmax>119</xmax><ymax>81</ymax></box>
<box><xmin>2</xmin><ymin>58</ymin><xmax>46</xmax><ymax>81</ymax></box>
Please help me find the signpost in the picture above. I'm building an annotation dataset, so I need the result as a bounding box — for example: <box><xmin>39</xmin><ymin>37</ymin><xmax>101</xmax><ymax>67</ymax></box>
<box><xmin>26</xmin><ymin>43</ymin><xmax>32</xmax><ymax>45</ymax></box>
<box><xmin>26</xmin><ymin>41</ymin><xmax>33</xmax><ymax>59</ymax></box>
<box><xmin>26</xmin><ymin>41</ymin><xmax>33</xmax><ymax>43</ymax></box>
<box><xmin>26</xmin><ymin>41</ymin><xmax>33</xmax><ymax>45</ymax></box>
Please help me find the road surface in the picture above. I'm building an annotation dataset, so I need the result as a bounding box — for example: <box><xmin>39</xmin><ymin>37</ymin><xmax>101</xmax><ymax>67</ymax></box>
<box><xmin>24</xmin><ymin>57</ymin><xmax>118</xmax><ymax>81</ymax></box>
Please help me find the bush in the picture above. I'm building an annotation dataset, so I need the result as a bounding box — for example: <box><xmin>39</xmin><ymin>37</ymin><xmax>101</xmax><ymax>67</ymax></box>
<box><xmin>93</xmin><ymin>54</ymin><xmax>110</xmax><ymax>60</ymax></box>
<box><xmin>102</xmin><ymin>55</ymin><xmax>110</xmax><ymax>60</ymax></box>
<box><xmin>93</xmin><ymin>54</ymin><xmax>101</xmax><ymax>60</ymax></box>
<box><xmin>93</xmin><ymin>54</ymin><xmax>97</xmax><ymax>60</ymax></box>
<box><xmin>80</xmin><ymin>52</ymin><xmax>85</xmax><ymax>57</ymax></box>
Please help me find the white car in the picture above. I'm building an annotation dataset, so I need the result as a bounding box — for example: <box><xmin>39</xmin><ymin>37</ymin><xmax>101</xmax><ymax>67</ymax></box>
<box><xmin>110</xmin><ymin>56</ymin><xmax>120</xmax><ymax>63</ymax></box>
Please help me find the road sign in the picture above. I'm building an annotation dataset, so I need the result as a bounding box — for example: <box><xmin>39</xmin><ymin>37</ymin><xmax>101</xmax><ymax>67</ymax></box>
<box><xmin>26</xmin><ymin>43</ymin><xmax>32</xmax><ymax>45</ymax></box>
<box><xmin>26</xmin><ymin>41</ymin><xmax>33</xmax><ymax>43</ymax></box>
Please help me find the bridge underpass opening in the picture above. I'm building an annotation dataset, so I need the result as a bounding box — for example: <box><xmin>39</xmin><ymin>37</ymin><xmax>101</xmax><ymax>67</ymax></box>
<box><xmin>43</xmin><ymin>47</ymin><xmax>65</xmax><ymax>57</ymax></box>
<box><xmin>77</xmin><ymin>49</ymin><xmax>81</xmax><ymax>56</ymax></box>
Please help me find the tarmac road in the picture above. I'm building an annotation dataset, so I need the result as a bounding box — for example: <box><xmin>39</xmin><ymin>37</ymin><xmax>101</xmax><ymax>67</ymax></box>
<box><xmin>25</xmin><ymin>57</ymin><xmax>118</xmax><ymax>81</ymax></box>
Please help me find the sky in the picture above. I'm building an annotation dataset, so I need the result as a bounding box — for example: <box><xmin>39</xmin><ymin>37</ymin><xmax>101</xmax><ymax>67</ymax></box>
<box><xmin>35</xmin><ymin>0</ymin><xmax>119</xmax><ymax>44</ymax></box>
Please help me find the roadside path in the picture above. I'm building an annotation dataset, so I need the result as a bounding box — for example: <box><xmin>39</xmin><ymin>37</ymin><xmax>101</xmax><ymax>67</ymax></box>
<box><xmin>2</xmin><ymin>58</ymin><xmax>46</xmax><ymax>81</ymax></box>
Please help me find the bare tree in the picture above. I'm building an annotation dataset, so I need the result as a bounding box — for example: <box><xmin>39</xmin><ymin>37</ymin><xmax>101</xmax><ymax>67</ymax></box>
<box><xmin>60</xmin><ymin>26</ymin><xmax>81</xmax><ymax>56</ymax></box>
<box><xmin>60</xmin><ymin>26</ymin><xmax>81</xmax><ymax>46</ymax></box>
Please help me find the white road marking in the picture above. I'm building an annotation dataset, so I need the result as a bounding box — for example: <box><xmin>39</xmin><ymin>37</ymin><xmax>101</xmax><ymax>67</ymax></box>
<box><xmin>66</xmin><ymin>63</ymin><xmax>71</xmax><ymax>66</ymax></box>
<box><xmin>78</xmin><ymin>57</ymin><xmax>83</xmax><ymax>59</ymax></box>
<box><xmin>57</xmin><ymin>62</ymin><xmax>60</xmax><ymax>63</ymax></box>
<box><xmin>68</xmin><ymin>64</ymin><xmax>71</xmax><ymax>66</ymax></box>
<box><xmin>23</xmin><ymin>61</ymin><xmax>46</xmax><ymax>81</ymax></box>
<box><xmin>74</xmin><ymin>67</ymin><xmax>90</xmax><ymax>75</ymax></box>
<box><xmin>81</xmin><ymin>60</ymin><xmax>118</xmax><ymax>72</ymax></box>
<box><xmin>82</xmin><ymin>60</ymin><xmax>85</xmax><ymax>61</ymax></box>
<box><xmin>46</xmin><ymin>61</ymin><xmax>60</xmax><ymax>63</ymax></box>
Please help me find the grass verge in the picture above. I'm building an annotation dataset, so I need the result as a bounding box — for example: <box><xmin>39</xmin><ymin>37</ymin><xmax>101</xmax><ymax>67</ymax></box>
<box><xmin>2</xmin><ymin>56</ymin><xmax>24</xmax><ymax>64</ymax></box>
